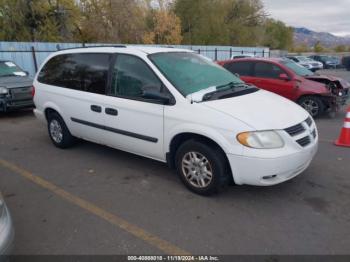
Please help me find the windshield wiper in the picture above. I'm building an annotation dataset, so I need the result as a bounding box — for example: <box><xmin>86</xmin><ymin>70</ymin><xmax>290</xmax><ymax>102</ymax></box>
<box><xmin>216</xmin><ymin>81</ymin><xmax>245</xmax><ymax>90</ymax></box>
<box><xmin>202</xmin><ymin>82</ymin><xmax>248</xmax><ymax>101</ymax></box>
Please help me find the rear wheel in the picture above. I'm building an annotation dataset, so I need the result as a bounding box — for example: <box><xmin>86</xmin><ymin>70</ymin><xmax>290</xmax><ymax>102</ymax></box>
<box><xmin>175</xmin><ymin>140</ymin><xmax>229</xmax><ymax>196</ymax></box>
<box><xmin>47</xmin><ymin>112</ymin><xmax>76</xmax><ymax>149</ymax></box>
<box><xmin>298</xmin><ymin>96</ymin><xmax>325</xmax><ymax>118</ymax></box>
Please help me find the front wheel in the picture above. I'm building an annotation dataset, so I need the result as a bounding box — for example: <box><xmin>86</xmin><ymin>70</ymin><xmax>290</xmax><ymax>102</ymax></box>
<box><xmin>298</xmin><ymin>96</ymin><xmax>325</xmax><ymax>118</ymax></box>
<box><xmin>175</xmin><ymin>140</ymin><xmax>229</xmax><ymax>196</ymax></box>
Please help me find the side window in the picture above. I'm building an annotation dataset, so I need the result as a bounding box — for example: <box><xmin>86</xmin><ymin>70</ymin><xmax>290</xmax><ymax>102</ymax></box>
<box><xmin>38</xmin><ymin>53</ymin><xmax>111</xmax><ymax>95</ymax></box>
<box><xmin>254</xmin><ymin>62</ymin><xmax>284</xmax><ymax>79</ymax></box>
<box><xmin>225</xmin><ymin>62</ymin><xmax>253</xmax><ymax>77</ymax></box>
<box><xmin>110</xmin><ymin>54</ymin><xmax>163</xmax><ymax>99</ymax></box>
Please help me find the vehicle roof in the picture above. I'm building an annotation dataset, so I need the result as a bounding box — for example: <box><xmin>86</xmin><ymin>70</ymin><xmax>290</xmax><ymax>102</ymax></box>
<box><xmin>220</xmin><ymin>57</ymin><xmax>285</xmax><ymax>64</ymax></box>
<box><xmin>53</xmin><ymin>45</ymin><xmax>193</xmax><ymax>55</ymax></box>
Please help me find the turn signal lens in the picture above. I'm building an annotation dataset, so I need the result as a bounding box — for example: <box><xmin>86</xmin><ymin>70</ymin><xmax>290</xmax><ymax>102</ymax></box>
<box><xmin>237</xmin><ymin>131</ymin><xmax>285</xmax><ymax>149</ymax></box>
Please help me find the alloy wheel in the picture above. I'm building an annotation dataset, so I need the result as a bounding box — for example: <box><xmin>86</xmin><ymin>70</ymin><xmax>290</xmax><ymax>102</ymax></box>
<box><xmin>301</xmin><ymin>99</ymin><xmax>319</xmax><ymax>117</ymax></box>
<box><xmin>181</xmin><ymin>152</ymin><xmax>213</xmax><ymax>188</ymax></box>
<box><xmin>49</xmin><ymin>119</ymin><xmax>63</xmax><ymax>144</ymax></box>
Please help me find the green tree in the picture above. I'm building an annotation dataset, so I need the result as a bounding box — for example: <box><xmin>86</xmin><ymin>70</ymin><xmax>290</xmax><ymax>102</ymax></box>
<box><xmin>314</xmin><ymin>41</ymin><xmax>325</xmax><ymax>53</ymax></box>
<box><xmin>0</xmin><ymin>0</ymin><xmax>81</xmax><ymax>42</ymax></box>
<box><xmin>0</xmin><ymin>0</ymin><xmax>31</xmax><ymax>41</ymax></box>
<box><xmin>263</xmin><ymin>19</ymin><xmax>293</xmax><ymax>50</ymax></box>
<box><xmin>173</xmin><ymin>0</ymin><xmax>271</xmax><ymax>46</ymax></box>
<box><xmin>291</xmin><ymin>44</ymin><xmax>309</xmax><ymax>53</ymax></box>
<box><xmin>334</xmin><ymin>45</ymin><xmax>347</xmax><ymax>52</ymax></box>
<box><xmin>143</xmin><ymin>8</ymin><xmax>182</xmax><ymax>44</ymax></box>
<box><xmin>77</xmin><ymin>0</ymin><xmax>146</xmax><ymax>43</ymax></box>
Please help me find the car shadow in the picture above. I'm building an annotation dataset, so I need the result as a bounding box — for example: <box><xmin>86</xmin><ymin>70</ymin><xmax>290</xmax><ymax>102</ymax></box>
<box><xmin>70</xmin><ymin>139</ymin><xmax>306</xmax><ymax>201</ymax></box>
<box><xmin>0</xmin><ymin>108</ymin><xmax>34</xmax><ymax>119</ymax></box>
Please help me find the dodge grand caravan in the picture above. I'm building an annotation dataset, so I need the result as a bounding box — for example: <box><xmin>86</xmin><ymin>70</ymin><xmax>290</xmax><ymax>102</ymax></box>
<box><xmin>33</xmin><ymin>46</ymin><xmax>318</xmax><ymax>195</ymax></box>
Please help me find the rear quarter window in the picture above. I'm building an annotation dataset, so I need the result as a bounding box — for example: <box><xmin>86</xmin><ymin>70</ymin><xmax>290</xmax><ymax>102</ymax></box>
<box><xmin>38</xmin><ymin>53</ymin><xmax>112</xmax><ymax>95</ymax></box>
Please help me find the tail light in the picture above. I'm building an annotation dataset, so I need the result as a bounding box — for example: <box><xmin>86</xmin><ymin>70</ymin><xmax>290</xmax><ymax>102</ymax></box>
<box><xmin>31</xmin><ymin>85</ymin><xmax>35</xmax><ymax>97</ymax></box>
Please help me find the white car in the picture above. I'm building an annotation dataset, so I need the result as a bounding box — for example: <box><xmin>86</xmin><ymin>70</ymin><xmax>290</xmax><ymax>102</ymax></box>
<box><xmin>33</xmin><ymin>46</ymin><xmax>318</xmax><ymax>195</ymax></box>
<box><xmin>287</xmin><ymin>56</ymin><xmax>323</xmax><ymax>72</ymax></box>
<box><xmin>0</xmin><ymin>192</ymin><xmax>14</xmax><ymax>256</ymax></box>
<box><xmin>231</xmin><ymin>53</ymin><xmax>256</xmax><ymax>59</ymax></box>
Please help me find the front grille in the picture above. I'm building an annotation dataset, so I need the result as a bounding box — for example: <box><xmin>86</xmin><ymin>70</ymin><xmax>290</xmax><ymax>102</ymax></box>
<box><xmin>285</xmin><ymin>117</ymin><xmax>316</xmax><ymax>148</ymax></box>
<box><xmin>305</xmin><ymin>117</ymin><xmax>313</xmax><ymax>127</ymax></box>
<box><xmin>285</xmin><ymin>123</ymin><xmax>305</xmax><ymax>136</ymax></box>
<box><xmin>312</xmin><ymin>129</ymin><xmax>317</xmax><ymax>139</ymax></box>
<box><xmin>10</xmin><ymin>87</ymin><xmax>32</xmax><ymax>101</ymax></box>
<box><xmin>297</xmin><ymin>136</ymin><xmax>311</xmax><ymax>147</ymax></box>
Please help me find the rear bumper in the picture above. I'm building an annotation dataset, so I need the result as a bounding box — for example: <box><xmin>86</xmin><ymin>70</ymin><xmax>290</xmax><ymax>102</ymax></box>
<box><xmin>310</xmin><ymin>65</ymin><xmax>323</xmax><ymax>70</ymax></box>
<box><xmin>33</xmin><ymin>108</ymin><xmax>46</xmax><ymax>123</ymax></box>
<box><xmin>227</xmin><ymin>142</ymin><xmax>318</xmax><ymax>186</ymax></box>
<box><xmin>0</xmin><ymin>206</ymin><xmax>14</xmax><ymax>256</ymax></box>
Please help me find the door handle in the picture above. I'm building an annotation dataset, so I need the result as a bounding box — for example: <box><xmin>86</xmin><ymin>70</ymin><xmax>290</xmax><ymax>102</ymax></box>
<box><xmin>91</xmin><ymin>105</ymin><xmax>102</xmax><ymax>113</ymax></box>
<box><xmin>105</xmin><ymin>108</ymin><xmax>118</xmax><ymax>116</ymax></box>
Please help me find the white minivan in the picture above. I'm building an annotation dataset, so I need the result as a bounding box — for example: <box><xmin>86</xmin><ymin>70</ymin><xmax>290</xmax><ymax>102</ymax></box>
<box><xmin>33</xmin><ymin>46</ymin><xmax>318</xmax><ymax>195</ymax></box>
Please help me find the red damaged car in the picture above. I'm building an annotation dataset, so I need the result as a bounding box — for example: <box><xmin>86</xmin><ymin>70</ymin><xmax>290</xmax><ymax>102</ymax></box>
<box><xmin>218</xmin><ymin>58</ymin><xmax>350</xmax><ymax>117</ymax></box>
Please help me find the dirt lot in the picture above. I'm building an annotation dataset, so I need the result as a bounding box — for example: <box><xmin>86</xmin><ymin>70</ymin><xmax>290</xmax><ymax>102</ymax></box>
<box><xmin>0</xmin><ymin>70</ymin><xmax>350</xmax><ymax>256</ymax></box>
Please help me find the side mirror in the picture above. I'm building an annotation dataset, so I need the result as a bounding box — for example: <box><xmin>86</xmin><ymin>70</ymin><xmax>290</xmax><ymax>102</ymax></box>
<box><xmin>279</xmin><ymin>73</ymin><xmax>290</xmax><ymax>81</ymax></box>
<box><xmin>142</xmin><ymin>90</ymin><xmax>172</xmax><ymax>105</ymax></box>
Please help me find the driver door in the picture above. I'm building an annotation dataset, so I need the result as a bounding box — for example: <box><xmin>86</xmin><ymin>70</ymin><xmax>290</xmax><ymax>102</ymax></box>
<box><xmin>251</xmin><ymin>61</ymin><xmax>296</xmax><ymax>100</ymax></box>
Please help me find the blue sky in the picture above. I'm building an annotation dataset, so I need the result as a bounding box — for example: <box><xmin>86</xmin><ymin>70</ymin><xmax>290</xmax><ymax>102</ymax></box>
<box><xmin>262</xmin><ymin>0</ymin><xmax>350</xmax><ymax>36</ymax></box>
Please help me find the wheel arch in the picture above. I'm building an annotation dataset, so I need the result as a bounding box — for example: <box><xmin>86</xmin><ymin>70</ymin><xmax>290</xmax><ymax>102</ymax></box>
<box><xmin>297</xmin><ymin>94</ymin><xmax>331</xmax><ymax>106</ymax></box>
<box><xmin>166</xmin><ymin>132</ymin><xmax>233</xmax><ymax>183</ymax></box>
<box><xmin>43</xmin><ymin>102</ymin><xmax>63</xmax><ymax>121</ymax></box>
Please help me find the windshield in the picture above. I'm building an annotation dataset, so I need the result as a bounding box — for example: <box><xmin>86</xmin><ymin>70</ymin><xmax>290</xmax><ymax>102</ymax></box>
<box><xmin>282</xmin><ymin>60</ymin><xmax>314</xmax><ymax>76</ymax></box>
<box><xmin>0</xmin><ymin>61</ymin><xmax>26</xmax><ymax>77</ymax></box>
<box><xmin>319</xmin><ymin>56</ymin><xmax>336</xmax><ymax>62</ymax></box>
<box><xmin>296</xmin><ymin>56</ymin><xmax>309</xmax><ymax>62</ymax></box>
<box><xmin>149</xmin><ymin>52</ymin><xmax>243</xmax><ymax>96</ymax></box>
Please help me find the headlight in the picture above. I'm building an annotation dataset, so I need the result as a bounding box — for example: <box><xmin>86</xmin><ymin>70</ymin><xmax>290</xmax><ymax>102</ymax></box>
<box><xmin>237</xmin><ymin>131</ymin><xmax>285</xmax><ymax>149</ymax></box>
<box><xmin>0</xmin><ymin>86</ymin><xmax>9</xmax><ymax>95</ymax></box>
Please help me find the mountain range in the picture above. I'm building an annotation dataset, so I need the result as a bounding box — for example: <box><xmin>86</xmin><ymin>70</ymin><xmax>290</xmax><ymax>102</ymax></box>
<box><xmin>294</xmin><ymin>27</ymin><xmax>350</xmax><ymax>48</ymax></box>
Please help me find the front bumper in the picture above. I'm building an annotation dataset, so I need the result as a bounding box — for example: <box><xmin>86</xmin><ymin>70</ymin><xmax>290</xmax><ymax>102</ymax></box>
<box><xmin>0</xmin><ymin>206</ymin><xmax>14</xmax><ymax>256</ymax></box>
<box><xmin>0</xmin><ymin>97</ymin><xmax>34</xmax><ymax>112</ymax></box>
<box><xmin>227</xmin><ymin>140</ymin><xmax>318</xmax><ymax>186</ymax></box>
<box><xmin>327</xmin><ymin>93</ymin><xmax>349</xmax><ymax>111</ymax></box>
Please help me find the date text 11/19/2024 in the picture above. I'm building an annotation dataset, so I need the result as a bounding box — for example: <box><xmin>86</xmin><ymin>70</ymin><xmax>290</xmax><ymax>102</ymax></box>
<box><xmin>127</xmin><ymin>256</ymin><xmax>220</xmax><ymax>261</ymax></box>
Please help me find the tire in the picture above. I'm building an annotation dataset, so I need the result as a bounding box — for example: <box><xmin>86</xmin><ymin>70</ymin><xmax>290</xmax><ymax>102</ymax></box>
<box><xmin>47</xmin><ymin>112</ymin><xmax>76</xmax><ymax>149</ymax></box>
<box><xmin>298</xmin><ymin>96</ymin><xmax>325</xmax><ymax>118</ymax></box>
<box><xmin>175</xmin><ymin>140</ymin><xmax>229</xmax><ymax>196</ymax></box>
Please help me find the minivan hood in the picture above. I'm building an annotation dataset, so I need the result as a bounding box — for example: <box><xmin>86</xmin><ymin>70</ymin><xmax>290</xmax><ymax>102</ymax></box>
<box><xmin>202</xmin><ymin>90</ymin><xmax>309</xmax><ymax>130</ymax></box>
<box><xmin>0</xmin><ymin>76</ymin><xmax>33</xmax><ymax>89</ymax></box>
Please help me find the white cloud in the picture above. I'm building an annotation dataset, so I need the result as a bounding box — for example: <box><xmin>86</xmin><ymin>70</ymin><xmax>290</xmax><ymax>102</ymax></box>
<box><xmin>261</xmin><ymin>0</ymin><xmax>350</xmax><ymax>36</ymax></box>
